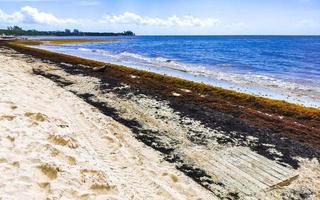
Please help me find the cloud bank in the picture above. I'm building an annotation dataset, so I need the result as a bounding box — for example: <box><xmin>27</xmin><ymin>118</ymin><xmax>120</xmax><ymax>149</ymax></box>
<box><xmin>0</xmin><ymin>6</ymin><xmax>76</xmax><ymax>25</ymax></box>
<box><xmin>21</xmin><ymin>6</ymin><xmax>77</xmax><ymax>25</ymax></box>
<box><xmin>0</xmin><ymin>9</ymin><xmax>24</xmax><ymax>23</ymax></box>
<box><xmin>101</xmin><ymin>12</ymin><xmax>221</xmax><ymax>27</ymax></box>
<box><xmin>0</xmin><ymin>6</ymin><xmax>220</xmax><ymax>28</ymax></box>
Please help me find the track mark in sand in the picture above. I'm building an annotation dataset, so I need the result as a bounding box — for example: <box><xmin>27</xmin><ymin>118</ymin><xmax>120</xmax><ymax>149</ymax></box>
<box><xmin>48</xmin><ymin>134</ymin><xmax>79</xmax><ymax>149</ymax></box>
<box><xmin>52</xmin><ymin>118</ymin><xmax>70</xmax><ymax>128</ymax></box>
<box><xmin>72</xmin><ymin>101</ymin><xmax>180</xmax><ymax>199</ymax></box>
<box><xmin>37</xmin><ymin>163</ymin><xmax>60</xmax><ymax>180</ymax></box>
<box><xmin>11</xmin><ymin>105</ymin><xmax>18</xmax><ymax>110</ymax></box>
<box><xmin>162</xmin><ymin>173</ymin><xmax>179</xmax><ymax>183</ymax></box>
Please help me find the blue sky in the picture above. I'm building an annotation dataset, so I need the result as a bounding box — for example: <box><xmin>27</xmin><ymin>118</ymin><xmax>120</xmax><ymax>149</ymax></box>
<box><xmin>0</xmin><ymin>0</ymin><xmax>319</xmax><ymax>35</ymax></box>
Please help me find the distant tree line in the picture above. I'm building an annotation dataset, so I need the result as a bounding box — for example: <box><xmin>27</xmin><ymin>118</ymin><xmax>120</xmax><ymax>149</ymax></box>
<box><xmin>0</xmin><ymin>26</ymin><xmax>135</xmax><ymax>36</ymax></box>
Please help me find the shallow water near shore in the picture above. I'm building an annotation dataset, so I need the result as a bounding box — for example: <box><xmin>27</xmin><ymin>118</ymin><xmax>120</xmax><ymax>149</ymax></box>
<box><xmin>36</xmin><ymin>36</ymin><xmax>320</xmax><ymax>107</ymax></box>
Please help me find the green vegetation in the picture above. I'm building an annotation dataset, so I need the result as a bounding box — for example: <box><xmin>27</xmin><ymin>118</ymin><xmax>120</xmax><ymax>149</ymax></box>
<box><xmin>0</xmin><ymin>26</ymin><xmax>135</xmax><ymax>36</ymax></box>
<box><xmin>13</xmin><ymin>39</ymin><xmax>114</xmax><ymax>45</ymax></box>
<box><xmin>45</xmin><ymin>39</ymin><xmax>114</xmax><ymax>44</ymax></box>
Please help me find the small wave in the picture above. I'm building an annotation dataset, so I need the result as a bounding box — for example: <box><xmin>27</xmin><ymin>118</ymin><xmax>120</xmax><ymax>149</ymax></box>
<box><xmin>118</xmin><ymin>51</ymin><xmax>202</xmax><ymax>73</ymax></box>
<box><xmin>76</xmin><ymin>48</ymin><xmax>318</xmax><ymax>91</ymax></box>
<box><xmin>78</xmin><ymin>48</ymin><xmax>120</xmax><ymax>60</ymax></box>
<box><xmin>120</xmin><ymin>51</ymin><xmax>150</xmax><ymax>61</ymax></box>
<box><xmin>57</xmin><ymin>46</ymin><xmax>320</xmax><ymax>105</ymax></box>
<box><xmin>78</xmin><ymin>48</ymin><xmax>91</xmax><ymax>52</ymax></box>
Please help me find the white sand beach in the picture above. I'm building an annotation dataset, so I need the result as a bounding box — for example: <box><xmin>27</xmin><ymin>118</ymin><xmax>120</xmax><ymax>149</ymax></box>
<box><xmin>0</xmin><ymin>46</ymin><xmax>319</xmax><ymax>200</ymax></box>
<box><xmin>0</xmin><ymin>49</ymin><xmax>216</xmax><ymax>199</ymax></box>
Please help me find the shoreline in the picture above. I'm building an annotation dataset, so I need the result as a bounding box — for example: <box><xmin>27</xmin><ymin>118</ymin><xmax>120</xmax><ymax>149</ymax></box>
<box><xmin>38</xmin><ymin>43</ymin><xmax>320</xmax><ymax>108</ymax></box>
<box><xmin>2</xmin><ymin>41</ymin><xmax>320</xmax><ymax>148</ymax></box>
<box><xmin>1</xmin><ymin>41</ymin><xmax>320</xmax><ymax>198</ymax></box>
<box><xmin>18</xmin><ymin>39</ymin><xmax>320</xmax><ymax>110</ymax></box>
<box><xmin>3</xmin><ymin>41</ymin><xmax>320</xmax><ymax>109</ymax></box>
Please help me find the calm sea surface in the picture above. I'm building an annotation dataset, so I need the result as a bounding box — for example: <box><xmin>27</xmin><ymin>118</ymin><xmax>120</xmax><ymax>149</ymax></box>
<box><xmin>38</xmin><ymin>36</ymin><xmax>320</xmax><ymax>107</ymax></box>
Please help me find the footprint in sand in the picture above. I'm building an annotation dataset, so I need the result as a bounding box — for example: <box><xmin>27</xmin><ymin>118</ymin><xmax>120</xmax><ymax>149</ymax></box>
<box><xmin>2</xmin><ymin>135</ymin><xmax>16</xmax><ymax>147</ymax></box>
<box><xmin>90</xmin><ymin>183</ymin><xmax>117</xmax><ymax>194</ymax></box>
<box><xmin>50</xmin><ymin>147</ymin><xmax>77</xmax><ymax>165</ymax></box>
<box><xmin>0</xmin><ymin>158</ymin><xmax>8</xmax><ymax>163</ymax></box>
<box><xmin>48</xmin><ymin>134</ymin><xmax>79</xmax><ymax>149</ymax></box>
<box><xmin>38</xmin><ymin>182</ymin><xmax>51</xmax><ymax>191</ymax></box>
<box><xmin>0</xmin><ymin>115</ymin><xmax>16</xmax><ymax>121</ymax></box>
<box><xmin>80</xmin><ymin>169</ymin><xmax>118</xmax><ymax>195</ymax></box>
<box><xmin>24</xmin><ymin>112</ymin><xmax>48</xmax><ymax>122</ymax></box>
<box><xmin>37</xmin><ymin>163</ymin><xmax>60</xmax><ymax>180</ymax></box>
<box><xmin>12</xmin><ymin>161</ymin><xmax>20</xmax><ymax>168</ymax></box>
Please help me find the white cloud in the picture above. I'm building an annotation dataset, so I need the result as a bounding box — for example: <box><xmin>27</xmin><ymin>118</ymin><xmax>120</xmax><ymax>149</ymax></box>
<box><xmin>20</xmin><ymin>6</ymin><xmax>77</xmax><ymax>25</ymax></box>
<box><xmin>0</xmin><ymin>6</ymin><xmax>77</xmax><ymax>26</ymax></box>
<box><xmin>101</xmin><ymin>12</ymin><xmax>221</xmax><ymax>27</ymax></box>
<box><xmin>0</xmin><ymin>6</ymin><xmax>222</xmax><ymax>33</ymax></box>
<box><xmin>0</xmin><ymin>9</ymin><xmax>24</xmax><ymax>23</ymax></box>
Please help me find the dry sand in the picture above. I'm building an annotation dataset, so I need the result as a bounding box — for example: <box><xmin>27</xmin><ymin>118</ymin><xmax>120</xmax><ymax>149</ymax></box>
<box><xmin>0</xmin><ymin>49</ymin><xmax>216</xmax><ymax>199</ymax></box>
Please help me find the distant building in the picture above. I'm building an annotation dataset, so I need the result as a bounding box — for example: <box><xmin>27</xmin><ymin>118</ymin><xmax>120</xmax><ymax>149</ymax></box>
<box><xmin>65</xmin><ymin>29</ymin><xmax>71</xmax><ymax>34</ymax></box>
